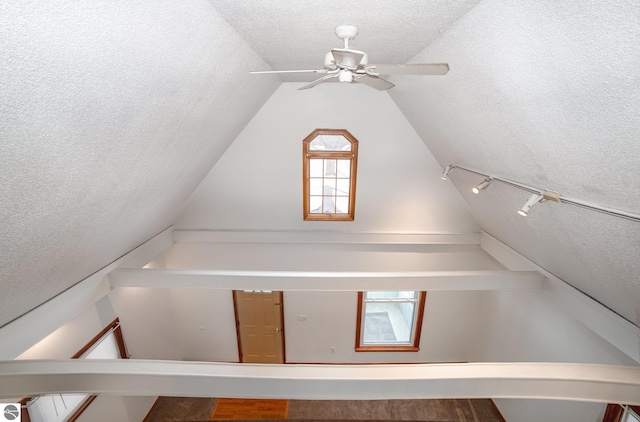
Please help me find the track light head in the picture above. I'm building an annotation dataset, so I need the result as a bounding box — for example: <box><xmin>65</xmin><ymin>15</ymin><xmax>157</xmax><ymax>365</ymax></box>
<box><xmin>441</xmin><ymin>165</ymin><xmax>453</xmax><ymax>180</ymax></box>
<box><xmin>518</xmin><ymin>193</ymin><xmax>544</xmax><ymax>217</ymax></box>
<box><xmin>472</xmin><ymin>178</ymin><xmax>492</xmax><ymax>194</ymax></box>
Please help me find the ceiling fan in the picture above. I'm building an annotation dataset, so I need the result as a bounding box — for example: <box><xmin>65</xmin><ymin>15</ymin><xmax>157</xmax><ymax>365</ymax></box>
<box><xmin>250</xmin><ymin>25</ymin><xmax>449</xmax><ymax>91</ymax></box>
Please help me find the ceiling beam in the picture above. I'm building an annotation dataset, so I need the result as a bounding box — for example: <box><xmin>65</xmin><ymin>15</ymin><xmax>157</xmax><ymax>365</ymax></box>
<box><xmin>108</xmin><ymin>268</ymin><xmax>544</xmax><ymax>291</ymax></box>
<box><xmin>171</xmin><ymin>230</ymin><xmax>482</xmax><ymax>245</ymax></box>
<box><xmin>2</xmin><ymin>360</ymin><xmax>639</xmax><ymax>405</ymax></box>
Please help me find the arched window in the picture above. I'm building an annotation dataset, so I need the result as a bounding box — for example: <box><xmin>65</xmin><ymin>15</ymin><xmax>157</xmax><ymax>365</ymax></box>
<box><xmin>303</xmin><ymin>129</ymin><xmax>358</xmax><ymax>221</ymax></box>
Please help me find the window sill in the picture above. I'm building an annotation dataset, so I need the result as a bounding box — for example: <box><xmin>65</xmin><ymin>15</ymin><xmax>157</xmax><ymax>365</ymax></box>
<box><xmin>304</xmin><ymin>213</ymin><xmax>354</xmax><ymax>221</ymax></box>
<box><xmin>355</xmin><ymin>346</ymin><xmax>420</xmax><ymax>352</ymax></box>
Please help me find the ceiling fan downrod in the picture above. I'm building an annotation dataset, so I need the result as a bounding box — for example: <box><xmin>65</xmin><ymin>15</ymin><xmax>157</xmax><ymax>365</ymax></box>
<box><xmin>334</xmin><ymin>24</ymin><xmax>359</xmax><ymax>49</ymax></box>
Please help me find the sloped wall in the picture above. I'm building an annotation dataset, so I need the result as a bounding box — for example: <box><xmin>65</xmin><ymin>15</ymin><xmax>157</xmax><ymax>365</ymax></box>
<box><xmin>0</xmin><ymin>0</ymin><xmax>279</xmax><ymax>327</ymax></box>
<box><xmin>388</xmin><ymin>0</ymin><xmax>640</xmax><ymax>326</ymax></box>
<box><xmin>174</xmin><ymin>82</ymin><xmax>479</xmax><ymax>233</ymax></box>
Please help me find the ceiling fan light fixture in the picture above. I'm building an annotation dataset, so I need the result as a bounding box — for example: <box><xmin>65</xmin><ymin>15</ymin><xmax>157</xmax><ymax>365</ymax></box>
<box><xmin>472</xmin><ymin>178</ymin><xmax>493</xmax><ymax>194</ymax></box>
<box><xmin>338</xmin><ymin>69</ymin><xmax>353</xmax><ymax>83</ymax></box>
<box><xmin>324</xmin><ymin>52</ymin><xmax>336</xmax><ymax>70</ymax></box>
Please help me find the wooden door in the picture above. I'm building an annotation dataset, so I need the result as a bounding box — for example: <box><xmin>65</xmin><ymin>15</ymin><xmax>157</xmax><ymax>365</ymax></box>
<box><xmin>233</xmin><ymin>291</ymin><xmax>284</xmax><ymax>363</ymax></box>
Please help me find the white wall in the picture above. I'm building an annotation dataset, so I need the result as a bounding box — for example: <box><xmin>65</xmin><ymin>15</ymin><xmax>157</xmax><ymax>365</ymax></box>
<box><xmin>174</xmin><ymin>82</ymin><xmax>479</xmax><ymax>233</ymax></box>
<box><xmin>171</xmin><ymin>289</ymin><xmax>238</xmax><ymax>362</ymax></box>
<box><xmin>471</xmin><ymin>290</ymin><xmax>638</xmax><ymax>422</ymax></box>
<box><xmin>284</xmin><ymin>290</ymin><xmax>486</xmax><ymax>363</ymax></box>
<box><xmin>108</xmin><ymin>287</ymin><xmax>182</xmax><ymax>360</ymax></box>
<box><xmin>104</xmin><ymin>288</ymin><xmax>490</xmax><ymax>364</ymax></box>
<box><xmin>473</xmin><ymin>291</ymin><xmax>638</xmax><ymax>365</ymax></box>
<box><xmin>75</xmin><ymin>396</ymin><xmax>156</xmax><ymax>422</ymax></box>
<box><xmin>492</xmin><ymin>399</ymin><xmax>605</xmax><ymax>422</ymax></box>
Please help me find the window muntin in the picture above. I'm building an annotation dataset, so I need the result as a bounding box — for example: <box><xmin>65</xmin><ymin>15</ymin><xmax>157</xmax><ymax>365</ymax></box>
<box><xmin>303</xmin><ymin>129</ymin><xmax>358</xmax><ymax>221</ymax></box>
<box><xmin>356</xmin><ymin>291</ymin><xmax>426</xmax><ymax>352</ymax></box>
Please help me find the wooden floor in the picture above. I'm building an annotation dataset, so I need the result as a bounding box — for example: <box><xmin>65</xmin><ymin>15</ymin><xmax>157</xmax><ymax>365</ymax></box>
<box><xmin>144</xmin><ymin>397</ymin><xmax>506</xmax><ymax>422</ymax></box>
<box><xmin>211</xmin><ymin>399</ymin><xmax>289</xmax><ymax>420</ymax></box>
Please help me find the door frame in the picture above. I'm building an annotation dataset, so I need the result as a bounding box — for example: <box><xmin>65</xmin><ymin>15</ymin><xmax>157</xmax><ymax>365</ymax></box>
<box><xmin>232</xmin><ymin>290</ymin><xmax>286</xmax><ymax>363</ymax></box>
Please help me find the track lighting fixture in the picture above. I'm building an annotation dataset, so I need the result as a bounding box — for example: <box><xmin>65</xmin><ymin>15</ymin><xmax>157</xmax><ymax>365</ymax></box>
<box><xmin>439</xmin><ymin>164</ymin><xmax>640</xmax><ymax>223</ymax></box>
<box><xmin>518</xmin><ymin>193</ymin><xmax>545</xmax><ymax>217</ymax></box>
<box><xmin>441</xmin><ymin>165</ymin><xmax>453</xmax><ymax>180</ymax></box>
<box><xmin>472</xmin><ymin>178</ymin><xmax>492</xmax><ymax>194</ymax></box>
<box><xmin>518</xmin><ymin>190</ymin><xmax>560</xmax><ymax>216</ymax></box>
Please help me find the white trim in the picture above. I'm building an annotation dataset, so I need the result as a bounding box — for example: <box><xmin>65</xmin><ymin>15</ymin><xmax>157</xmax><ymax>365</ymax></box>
<box><xmin>171</xmin><ymin>230</ymin><xmax>482</xmax><ymax>245</ymax></box>
<box><xmin>0</xmin><ymin>227</ymin><xmax>174</xmax><ymax>360</ymax></box>
<box><xmin>1</xmin><ymin>360</ymin><xmax>639</xmax><ymax>405</ymax></box>
<box><xmin>480</xmin><ymin>231</ymin><xmax>640</xmax><ymax>363</ymax></box>
<box><xmin>108</xmin><ymin>268</ymin><xmax>544</xmax><ymax>291</ymax></box>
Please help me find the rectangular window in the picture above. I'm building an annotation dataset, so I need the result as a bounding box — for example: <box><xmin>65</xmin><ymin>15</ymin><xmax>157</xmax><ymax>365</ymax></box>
<box><xmin>603</xmin><ymin>405</ymin><xmax>640</xmax><ymax>422</ymax></box>
<box><xmin>303</xmin><ymin>129</ymin><xmax>358</xmax><ymax>221</ymax></box>
<box><xmin>22</xmin><ymin>319</ymin><xmax>127</xmax><ymax>422</ymax></box>
<box><xmin>355</xmin><ymin>291</ymin><xmax>426</xmax><ymax>352</ymax></box>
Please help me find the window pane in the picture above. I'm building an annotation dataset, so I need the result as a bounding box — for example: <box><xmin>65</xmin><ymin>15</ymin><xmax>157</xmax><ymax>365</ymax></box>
<box><xmin>309</xmin><ymin>159</ymin><xmax>323</xmax><ymax>177</ymax></box>
<box><xmin>324</xmin><ymin>159</ymin><xmax>337</xmax><ymax>176</ymax></box>
<box><xmin>362</xmin><ymin>302</ymin><xmax>414</xmax><ymax>344</ymax></box>
<box><xmin>310</xmin><ymin>178</ymin><xmax>323</xmax><ymax>195</ymax></box>
<box><xmin>365</xmin><ymin>291</ymin><xmax>417</xmax><ymax>300</ymax></box>
<box><xmin>309</xmin><ymin>135</ymin><xmax>351</xmax><ymax>151</ymax></box>
<box><xmin>623</xmin><ymin>407</ymin><xmax>640</xmax><ymax>422</ymax></box>
<box><xmin>335</xmin><ymin>196</ymin><xmax>349</xmax><ymax>213</ymax></box>
<box><xmin>337</xmin><ymin>160</ymin><xmax>351</xmax><ymax>177</ymax></box>
<box><xmin>28</xmin><ymin>394</ymin><xmax>89</xmax><ymax>422</ymax></box>
<box><xmin>323</xmin><ymin>178</ymin><xmax>336</xmax><ymax>195</ymax></box>
<box><xmin>83</xmin><ymin>331</ymin><xmax>119</xmax><ymax>359</ymax></box>
<box><xmin>336</xmin><ymin>179</ymin><xmax>350</xmax><ymax>196</ymax></box>
<box><xmin>309</xmin><ymin>196</ymin><xmax>322</xmax><ymax>213</ymax></box>
<box><xmin>624</xmin><ymin>410</ymin><xmax>640</xmax><ymax>422</ymax></box>
<box><xmin>322</xmin><ymin>196</ymin><xmax>336</xmax><ymax>213</ymax></box>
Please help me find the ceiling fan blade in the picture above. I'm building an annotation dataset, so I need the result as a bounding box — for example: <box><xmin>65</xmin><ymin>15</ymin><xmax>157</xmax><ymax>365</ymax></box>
<box><xmin>356</xmin><ymin>74</ymin><xmax>395</xmax><ymax>91</ymax></box>
<box><xmin>331</xmin><ymin>49</ymin><xmax>365</xmax><ymax>70</ymax></box>
<box><xmin>250</xmin><ymin>69</ymin><xmax>328</xmax><ymax>74</ymax></box>
<box><xmin>298</xmin><ymin>74</ymin><xmax>339</xmax><ymax>90</ymax></box>
<box><xmin>368</xmin><ymin>63</ymin><xmax>450</xmax><ymax>75</ymax></box>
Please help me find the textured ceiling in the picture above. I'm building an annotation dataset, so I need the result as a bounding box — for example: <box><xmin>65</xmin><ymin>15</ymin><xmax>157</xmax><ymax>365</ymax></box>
<box><xmin>388</xmin><ymin>0</ymin><xmax>640</xmax><ymax>324</ymax></box>
<box><xmin>2</xmin><ymin>0</ymin><xmax>639</xmax><ymax>332</ymax></box>
<box><xmin>0</xmin><ymin>0</ymin><xmax>278</xmax><ymax>326</ymax></box>
<box><xmin>208</xmin><ymin>0</ymin><xmax>483</xmax><ymax>79</ymax></box>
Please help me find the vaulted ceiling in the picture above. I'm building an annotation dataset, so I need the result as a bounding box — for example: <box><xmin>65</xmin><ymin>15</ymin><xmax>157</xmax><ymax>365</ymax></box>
<box><xmin>1</xmin><ymin>0</ymin><xmax>638</xmax><ymax>330</ymax></box>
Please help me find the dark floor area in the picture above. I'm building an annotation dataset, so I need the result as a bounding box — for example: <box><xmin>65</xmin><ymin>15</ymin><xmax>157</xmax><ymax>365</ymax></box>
<box><xmin>144</xmin><ymin>397</ymin><xmax>505</xmax><ymax>422</ymax></box>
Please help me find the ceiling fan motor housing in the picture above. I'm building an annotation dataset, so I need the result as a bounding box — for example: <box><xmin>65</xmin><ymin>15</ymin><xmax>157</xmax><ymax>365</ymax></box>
<box><xmin>325</xmin><ymin>50</ymin><xmax>368</xmax><ymax>71</ymax></box>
